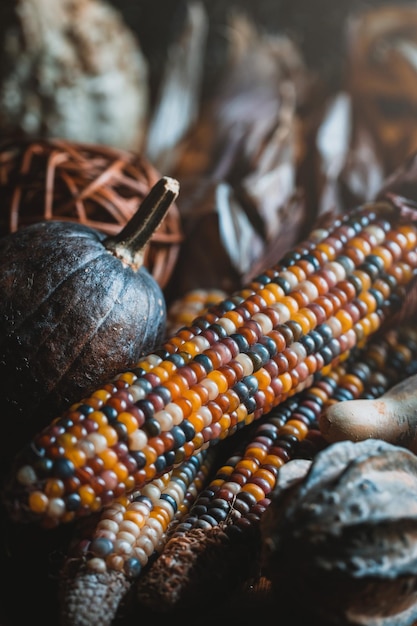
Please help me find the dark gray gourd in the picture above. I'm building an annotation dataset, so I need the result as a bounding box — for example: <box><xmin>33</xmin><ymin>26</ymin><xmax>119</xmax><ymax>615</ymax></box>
<box><xmin>0</xmin><ymin>176</ymin><xmax>179</xmax><ymax>464</ymax></box>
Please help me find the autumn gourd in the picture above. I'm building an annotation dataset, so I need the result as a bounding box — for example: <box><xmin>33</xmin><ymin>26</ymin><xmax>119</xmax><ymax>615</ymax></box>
<box><xmin>0</xmin><ymin>176</ymin><xmax>179</xmax><ymax>466</ymax></box>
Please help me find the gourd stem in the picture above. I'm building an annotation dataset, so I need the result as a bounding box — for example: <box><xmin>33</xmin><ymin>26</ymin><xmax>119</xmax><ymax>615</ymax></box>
<box><xmin>104</xmin><ymin>176</ymin><xmax>180</xmax><ymax>270</ymax></box>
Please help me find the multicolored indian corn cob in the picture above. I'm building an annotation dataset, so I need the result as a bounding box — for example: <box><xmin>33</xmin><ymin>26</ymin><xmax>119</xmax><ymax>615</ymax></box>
<box><xmin>136</xmin><ymin>323</ymin><xmax>417</xmax><ymax>612</ymax></box>
<box><xmin>4</xmin><ymin>201</ymin><xmax>417</xmax><ymax>527</ymax></box>
<box><xmin>59</xmin><ymin>448</ymin><xmax>216</xmax><ymax>626</ymax></box>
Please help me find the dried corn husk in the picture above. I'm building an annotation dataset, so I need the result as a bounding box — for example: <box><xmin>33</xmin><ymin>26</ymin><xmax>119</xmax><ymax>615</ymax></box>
<box><xmin>261</xmin><ymin>439</ymin><xmax>417</xmax><ymax>626</ymax></box>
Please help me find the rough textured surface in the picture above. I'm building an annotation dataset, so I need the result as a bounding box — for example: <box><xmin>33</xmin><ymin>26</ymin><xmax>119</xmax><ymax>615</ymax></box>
<box><xmin>260</xmin><ymin>439</ymin><xmax>417</xmax><ymax>626</ymax></box>
<box><xmin>0</xmin><ymin>218</ymin><xmax>167</xmax><ymax>468</ymax></box>
<box><xmin>137</xmin><ymin>524</ymin><xmax>260</xmax><ymax>612</ymax></box>
<box><xmin>60</xmin><ymin>569</ymin><xmax>131</xmax><ymax>626</ymax></box>
<box><xmin>0</xmin><ymin>0</ymin><xmax>149</xmax><ymax>150</ymax></box>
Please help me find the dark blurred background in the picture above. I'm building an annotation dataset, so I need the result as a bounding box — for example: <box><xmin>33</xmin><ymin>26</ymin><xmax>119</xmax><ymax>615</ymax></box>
<box><xmin>109</xmin><ymin>0</ymin><xmax>412</xmax><ymax>100</ymax></box>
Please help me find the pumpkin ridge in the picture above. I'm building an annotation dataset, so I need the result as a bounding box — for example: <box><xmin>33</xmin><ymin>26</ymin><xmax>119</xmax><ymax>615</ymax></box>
<box><xmin>0</xmin><ymin>245</ymin><xmax>111</xmax><ymax>349</ymax></box>
<box><xmin>0</xmin><ymin>251</ymin><xmax>126</xmax><ymax>369</ymax></box>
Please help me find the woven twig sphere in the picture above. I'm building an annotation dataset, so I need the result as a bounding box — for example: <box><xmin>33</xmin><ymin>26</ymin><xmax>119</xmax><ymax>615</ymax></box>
<box><xmin>0</xmin><ymin>138</ymin><xmax>183</xmax><ymax>288</ymax></box>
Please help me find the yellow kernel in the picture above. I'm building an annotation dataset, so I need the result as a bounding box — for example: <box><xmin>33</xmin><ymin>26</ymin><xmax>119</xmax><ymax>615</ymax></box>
<box><xmin>98</xmin><ymin>448</ymin><xmax>118</xmax><ymax>469</ymax></box>
<box><xmin>218</xmin><ymin>413</ymin><xmax>231</xmax><ymax>433</ymax></box>
<box><xmin>89</xmin><ymin>411</ymin><xmax>108</xmax><ymax>428</ymax></box>
<box><xmin>352</xmin><ymin>269</ymin><xmax>371</xmax><ymax>291</ymax></box>
<box><xmin>287</xmin><ymin>265</ymin><xmax>307</xmax><ymax>282</ymax></box>
<box><xmin>66</xmin><ymin>448</ymin><xmax>87</xmax><ymax>468</ymax></box>
<box><xmin>236</xmin><ymin>458</ymin><xmax>259</xmax><ymax>474</ymax></box>
<box><xmin>264</xmin><ymin>282</ymin><xmax>285</xmax><ymax>301</ymax></box>
<box><xmin>372</xmin><ymin>245</ymin><xmax>393</xmax><ymax>269</ymax></box>
<box><xmin>278</xmin><ymin>372</ymin><xmax>293</xmax><ymax>394</ymax></box>
<box><xmin>92</xmin><ymin>389</ymin><xmax>112</xmax><ymax>402</ymax></box>
<box><xmin>246</xmin><ymin>445</ymin><xmax>267</xmax><ymax>464</ymax></box>
<box><xmin>236</xmin><ymin>404</ymin><xmax>248</xmax><ymax>422</ymax></box>
<box><xmin>280</xmin><ymin>296</ymin><xmax>299</xmax><ymax>316</ymax></box>
<box><xmin>263</xmin><ymin>454</ymin><xmax>285</xmax><ymax>469</ymax></box>
<box><xmin>117</xmin><ymin>371</ymin><xmax>137</xmax><ymax>385</ymax></box>
<box><xmin>254</xmin><ymin>368</ymin><xmax>272</xmax><ymax>389</ymax></box>
<box><xmin>57</xmin><ymin>432</ymin><xmax>77</xmax><ymax>449</ymax></box>
<box><xmin>254</xmin><ymin>468</ymin><xmax>277</xmax><ymax>490</ymax></box>
<box><xmin>399</xmin><ymin>225</ymin><xmax>417</xmax><ymax>250</ymax></box>
<box><xmin>184</xmin><ymin>389</ymin><xmax>203</xmax><ymax>411</ymax></box>
<box><xmin>210</xmin><ymin>478</ymin><xmax>226</xmax><ymax>490</ymax></box>
<box><xmin>207</xmin><ymin>370</ymin><xmax>228</xmax><ymax>394</ymax></box>
<box><xmin>188</xmin><ymin>412</ymin><xmax>205</xmax><ymax>433</ymax></box>
<box><xmin>292</xmin><ymin>311</ymin><xmax>313</xmax><ymax>334</ymax></box>
<box><xmin>44</xmin><ymin>479</ymin><xmax>65</xmax><ymax>498</ymax></box>
<box><xmin>335</xmin><ymin>309</ymin><xmax>354</xmax><ymax>333</ymax></box>
<box><xmin>242</xmin><ymin>482</ymin><xmax>266</xmax><ymax>501</ymax></box>
<box><xmin>160</xmin><ymin>360</ymin><xmax>177</xmax><ymax>376</ymax></box>
<box><xmin>258</xmin><ymin>287</ymin><xmax>278</xmax><ymax>306</ymax></box>
<box><xmin>279</xmin><ymin>422</ymin><xmax>305</xmax><ymax>439</ymax></box>
<box><xmin>150</xmin><ymin>508</ymin><xmax>170</xmax><ymax>530</ymax></box>
<box><xmin>178</xmin><ymin>341</ymin><xmax>200</xmax><ymax>358</ymax></box>
<box><xmin>125</xmin><ymin>476</ymin><xmax>136</xmax><ymax>493</ymax></box>
<box><xmin>117</xmin><ymin>413</ymin><xmax>139</xmax><ymax>435</ymax></box>
<box><xmin>78</xmin><ymin>485</ymin><xmax>96</xmax><ymax>507</ymax></box>
<box><xmin>113</xmin><ymin>462</ymin><xmax>129</xmax><ymax>483</ymax></box>
<box><xmin>124</xmin><ymin>510</ymin><xmax>147</xmax><ymax>528</ymax></box>
<box><xmin>343</xmin><ymin>373</ymin><xmax>364</xmax><ymax>394</ymax></box>
<box><xmin>151</xmin><ymin>366</ymin><xmax>170</xmax><ymax>382</ymax></box>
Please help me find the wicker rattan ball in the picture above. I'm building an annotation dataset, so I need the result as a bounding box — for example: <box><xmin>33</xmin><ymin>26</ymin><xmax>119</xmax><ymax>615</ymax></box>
<box><xmin>0</xmin><ymin>138</ymin><xmax>183</xmax><ymax>288</ymax></box>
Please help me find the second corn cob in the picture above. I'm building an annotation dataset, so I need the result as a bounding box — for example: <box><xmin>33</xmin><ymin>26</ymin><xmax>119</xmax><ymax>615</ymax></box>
<box><xmin>137</xmin><ymin>323</ymin><xmax>417</xmax><ymax>612</ymax></box>
<box><xmin>59</xmin><ymin>448</ymin><xmax>215</xmax><ymax>626</ymax></box>
<box><xmin>3</xmin><ymin>200</ymin><xmax>417</xmax><ymax>527</ymax></box>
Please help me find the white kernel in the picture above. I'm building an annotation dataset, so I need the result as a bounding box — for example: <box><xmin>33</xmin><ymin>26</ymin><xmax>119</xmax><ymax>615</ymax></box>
<box><xmin>291</xmin><ymin>342</ymin><xmax>307</xmax><ymax>362</ymax></box>
<box><xmin>196</xmin><ymin>405</ymin><xmax>212</xmax><ymax>427</ymax></box>
<box><xmin>146</xmin><ymin>354</ymin><xmax>163</xmax><ymax>366</ymax></box>
<box><xmin>86</xmin><ymin>557</ymin><xmax>107</xmax><ymax>573</ymax></box>
<box><xmin>234</xmin><ymin>353</ymin><xmax>254</xmax><ymax>376</ymax></box>
<box><xmin>309</xmin><ymin>227</ymin><xmax>329</xmax><ymax>242</ymax></box>
<box><xmin>16</xmin><ymin>465</ymin><xmax>37</xmax><ymax>486</ymax></box>
<box><xmin>199</xmin><ymin>378</ymin><xmax>219</xmax><ymax>400</ymax></box>
<box><xmin>145</xmin><ymin>517</ymin><xmax>164</xmax><ymax>535</ymax></box>
<box><xmin>191</xmin><ymin>335</ymin><xmax>211</xmax><ymax>352</ymax></box>
<box><xmin>156</xmin><ymin>498</ymin><xmax>175</xmax><ymax>517</ymax></box>
<box><xmin>135</xmin><ymin>535</ymin><xmax>155</xmax><ymax>556</ymax></box>
<box><xmin>141</xmin><ymin>483</ymin><xmax>162</xmax><ymax>503</ymax></box>
<box><xmin>165</xmin><ymin>402</ymin><xmax>184</xmax><ymax>425</ymax></box>
<box><xmin>132</xmin><ymin>546</ymin><xmax>149</xmax><ymax>566</ymax></box>
<box><xmin>85</xmin><ymin>432</ymin><xmax>108</xmax><ymax>453</ymax></box>
<box><xmin>113</xmin><ymin>539</ymin><xmax>133</xmax><ymax>557</ymax></box>
<box><xmin>280</xmin><ymin>270</ymin><xmax>299</xmax><ymax>290</ymax></box>
<box><xmin>221</xmin><ymin>481</ymin><xmax>242</xmax><ymax>495</ymax></box>
<box><xmin>154</xmin><ymin>409</ymin><xmax>174</xmax><ymax>431</ymax></box>
<box><xmin>252</xmin><ymin>312</ymin><xmax>273</xmax><ymax>334</ymax></box>
<box><xmin>128</xmin><ymin>428</ymin><xmax>147</xmax><ymax>451</ymax></box>
<box><xmin>298</xmin><ymin>280</ymin><xmax>319</xmax><ymax>301</ymax></box>
<box><xmin>95</xmin><ymin>529</ymin><xmax>117</xmax><ymax>542</ymax></box>
<box><xmin>216</xmin><ymin>317</ymin><xmax>236</xmax><ymax>334</ymax></box>
<box><xmin>116</xmin><ymin>530</ymin><xmax>136</xmax><ymax>545</ymax></box>
<box><xmin>271</xmin><ymin>302</ymin><xmax>292</xmax><ymax>322</ymax></box>
<box><xmin>119</xmin><ymin>520</ymin><xmax>140</xmax><ymax>537</ymax></box>
<box><xmin>75</xmin><ymin>439</ymin><xmax>96</xmax><ymax>458</ymax></box>
<box><xmin>46</xmin><ymin>498</ymin><xmax>66</xmax><ymax>518</ymax></box>
<box><xmin>103</xmin><ymin>509</ymin><xmax>125</xmax><ymax>525</ymax></box>
<box><xmin>326</xmin><ymin>316</ymin><xmax>343</xmax><ymax>337</ymax></box>
<box><xmin>97</xmin><ymin>518</ymin><xmax>119</xmax><ymax>534</ymax></box>
<box><xmin>364</xmin><ymin>224</ymin><xmax>386</xmax><ymax>244</ymax></box>
<box><xmin>141</xmin><ymin>526</ymin><xmax>160</xmax><ymax>544</ymax></box>
<box><xmin>129</xmin><ymin>385</ymin><xmax>146</xmax><ymax>402</ymax></box>
<box><xmin>325</xmin><ymin>261</ymin><xmax>346</xmax><ymax>283</ymax></box>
